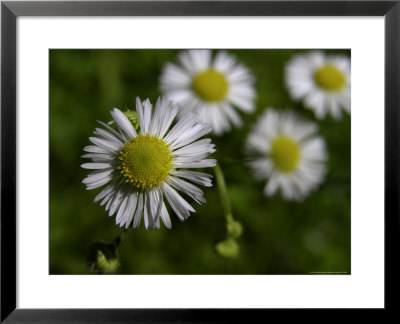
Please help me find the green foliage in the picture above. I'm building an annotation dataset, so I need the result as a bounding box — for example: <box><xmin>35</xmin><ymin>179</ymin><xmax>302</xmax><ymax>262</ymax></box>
<box><xmin>49</xmin><ymin>49</ymin><xmax>350</xmax><ymax>274</ymax></box>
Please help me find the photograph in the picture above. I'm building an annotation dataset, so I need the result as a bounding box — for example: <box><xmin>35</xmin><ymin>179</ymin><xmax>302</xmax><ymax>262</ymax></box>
<box><xmin>3</xmin><ymin>0</ymin><xmax>397</xmax><ymax>320</ymax></box>
<box><xmin>49</xmin><ymin>49</ymin><xmax>351</xmax><ymax>275</ymax></box>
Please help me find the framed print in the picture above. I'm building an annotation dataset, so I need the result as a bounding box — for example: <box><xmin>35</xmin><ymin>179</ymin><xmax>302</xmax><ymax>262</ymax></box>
<box><xmin>1</xmin><ymin>0</ymin><xmax>399</xmax><ymax>322</ymax></box>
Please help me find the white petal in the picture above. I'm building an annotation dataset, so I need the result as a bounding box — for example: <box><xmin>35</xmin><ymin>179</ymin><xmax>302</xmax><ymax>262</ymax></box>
<box><xmin>172</xmin><ymin>159</ymin><xmax>216</xmax><ymax>169</ymax></box>
<box><xmin>143</xmin><ymin>191</ymin><xmax>154</xmax><ymax>230</ymax></box>
<box><xmin>221</xmin><ymin>103</ymin><xmax>242</xmax><ymax>127</ymax></box>
<box><xmin>164</xmin><ymin>112</ymin><xmax>198</xmax><ymax>145</ymax></box>
<box><xmin>116</xmin><ymin>196</ymin><xmax>129</xmax><ymax>225</ymax></box>
<box><xmin>150</xmin><ymin>189</ymin><xmax>163</xmax><ymax>226</ymax></box>
<box><xmin>83</xmin><ymin>145</ymin><xmax>108</xmax><ymax>154</ymax></box>
<box><xmin>162</xmin><ymin>183</ymin><xmax>194</xmax><ymax>221</ymax></box>
<box><xmin>167</xmin><ymin>176</ymin><xmax>205</xmax><ymax>204</ymax></box>
<box><xmin>227</xmin><ymin>92</ymin><xmax>254</xmax><ymax>112</ymax></box>
<box><xmin>89</xmin><ymin>137</ymin><xmax>120</xmax><ymax>154</ymax></box>
<box><xmin>100</xmin><ymin>192</ymin><xmax>114</xmax><ymax>207</ymax></box>
<box><xmin>81</xmin><ymin>153</ymin><xmax>114</xmax><ymax>162</ymax></box>
<box><xmin>133</xmin><ymin>193</ymin><xmax>143</xmax><ymax>228</ymax></box>
<box><xmin>158</xmin><ymin>99</ymin><xmax>180</xmax><ymax>139</ymax></box>
<box><xmin>160</xmin><ymin>201</ymin><xmax>172</xmax><ymax>229</ymax></box>
<box><xmin>122</xmin><ymin>194</ymin><xmax>138</xmax><ymax>228</ymax></box>
<box><xmin>81</xmin><ymin>163</ymin><xmax>112</xmax><ymax>170</ymax></box>
<box><xmin>148</xmin><ymin>97</ymin><xmax>164</xmax><ymax>136</ymax></box>
<box><xmin>97</xmin><ymin>120</ymin><xmax>128</xmax><ymax>142</ymax></box>
<box><xmin>109</xmin><ymin>191</ymin><xmax>124</xmax><ymax>216</ymax></box>
<box><xmin>94</xmin><ymin>184</ymin><xmax>115</xmax><ymax>202</ymax></box>
<box><xmin>93</xmin><ymin>128</ymin><xmax>123</xmax><ymax>149</ymax></box>
<box><xmin>190</xmin><ymin>49</ymin><xmax>211</xmax><ymax>71</ymax></box>
<box><xmin>170</xmin><ymin>123</ymin><xmax>212</xmax><ymax>150</ymax></box>
<box><xmin>172</xmin><ymin>152</ymin><xmax>213</xmax><ymax>164</ymax></box>
<box><xmin>160</xmin><ymin>63</ymin><xmax>192</xmax><ymax>89</ymax></box>
<box><xmin>83</xmin><ymin>169</ymin><xmax>113</xmax><ymax>184</ymax></box>
<box><xmin>110</xmin><ymin>108</ymin><xmax>137</xmax><ymax>139</ymax></box>
<box><xmin>137</xmin><ymin>98</ymin><xmax>152</xmax><ymax>134</ymax></box>
<box><xmin>86</xmin><ymin>176</ymin><xmax>113</xmax><ymax>190</ymax></box>
<box><xmin>172</xmin><ymin>138</ymin><xmax>214</xmax><ymax>156</ymax></box>
<box><xmin>170</xmin><ymin>171</ymin><xmax>213</xmax><ymax>187</ymax></box>
<box><xmin>213</xmin><ymin>51</ymin><xmax>236</xmax><ymax>73</ymax></box>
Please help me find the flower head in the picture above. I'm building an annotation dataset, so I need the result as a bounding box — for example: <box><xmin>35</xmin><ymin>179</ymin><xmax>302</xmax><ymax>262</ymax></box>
<box><xmin>81</xmin><ymin>97</ymin><xmax>216</xmax><ymax>229</ymax></box>
<box><xmin>160</xmin><ymin>50</ymin><xmax>256</xmax><ymax>135</ymax></box>
<box><xmin>245</xmin><ymin>109</ymin><xmax>327</xmax><ymax>201</ymax></box>
<box><xmin>285</xmin><ymin>51</ymin><xmax>351</xmax><ymax>120</ymax></box>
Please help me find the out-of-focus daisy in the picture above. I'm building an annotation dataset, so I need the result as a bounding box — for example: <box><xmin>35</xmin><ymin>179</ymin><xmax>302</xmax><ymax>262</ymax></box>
<box><xmin>285</xmin><ymin>51</ymin><xmax>351</xmax><ymax>120</ymax></box>
<box><xmin>245</xmin><ymin>109</ymin><xmax>327</xmax><ymax>201</ymax></box>
<box><xmin>81</xmin><ymin>97</ymin><xmax>216</xmax><ymax>229</ymax></box>
<box><xmin>160</xmin><ymin>50</ymin><xmax>255</xmax><ymax>135</ymax></box>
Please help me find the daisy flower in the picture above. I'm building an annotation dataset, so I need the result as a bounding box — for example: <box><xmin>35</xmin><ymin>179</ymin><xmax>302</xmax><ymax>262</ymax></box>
<box><xmin>285</xmin><ymin>51</ymin><xmax>351</xmax><ymax>120</ymax></box>
<box><xmin>160</xmin><ymin>50</ymin><xmax>255</xmax><ymax>135</ymax></box>
<box><xmin>81</xmin><ymin>97</ymin><xmax>216</xmax><ymax>229</ymax></box>
<box><xmin>245</xmin><ymin>109</ymin><xmax>327</xmax><ymax>201</ymax></box>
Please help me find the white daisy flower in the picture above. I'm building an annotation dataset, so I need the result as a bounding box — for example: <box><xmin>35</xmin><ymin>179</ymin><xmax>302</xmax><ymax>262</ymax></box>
<box><xmin>81</xmin><ymin>97</ymin><xmax>216</xmax><ymax>229</ymax></box>
<box><xmin>285</xmin><ymin>51</ymin><xmax>351</xmax><ymax>120</ymax></box>
<box><xmin>160</xmin><ymin>50</ymin><xmax>256</xmax><ymax>135</ymax></box>
<box><xmin>245</xmin><ymin>109</ymin><xmax>327</xmax><ymax>201</ymax></box>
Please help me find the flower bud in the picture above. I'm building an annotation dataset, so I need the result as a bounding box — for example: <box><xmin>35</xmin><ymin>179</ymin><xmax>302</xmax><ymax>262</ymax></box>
<box><xmin>123</xmin><ymin>110</ymin><xmax>140</xmax><ymax>132</ymax></box>
<box><xmin>227</xmin><ymin>219</ymin><xmax>243</xmax><ymax>238</ymax></box>
<box><xmin>87</xmin><ymin>242</ymin><xmax>119</xmax><ymax>274</ymax></box>
<box><xmin>215</xmin><ymin>238</ymin><xmax>239</xmax><ymax>258</ymax></box>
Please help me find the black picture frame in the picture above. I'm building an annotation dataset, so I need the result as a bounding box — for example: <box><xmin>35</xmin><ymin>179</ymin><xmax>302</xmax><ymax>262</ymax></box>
<box><xmin>1</xmin><ymin>0</ymin><xmax>399</xmax><ymax>322</ymax></box>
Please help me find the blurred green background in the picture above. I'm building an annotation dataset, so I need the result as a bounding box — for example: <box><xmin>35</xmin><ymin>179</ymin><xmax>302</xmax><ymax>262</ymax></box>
<box><xmin>49</xmin><ymin>49</ymin><xmax>351</xmax><ymax>274</ymax></box>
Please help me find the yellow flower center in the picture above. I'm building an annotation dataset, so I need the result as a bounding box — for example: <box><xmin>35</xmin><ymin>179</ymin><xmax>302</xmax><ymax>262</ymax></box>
<box><xmin>118</xmin><ymin>134</ymin><xmax>172</xmax><ymax>190</ymax></box>
<box><xmin>192</xmin><ymin>69</ymin><xmax>229</xmax><ymax>102</ymax></box>
<box><xmin>270</xmin><ymin>135</ymin><xmax>301</xmax><ymax>173</ymax></box>
<box><xmin>314</xmin><ymin>64</ymin><xmax>346</xmax><ymax>91</ymax></box>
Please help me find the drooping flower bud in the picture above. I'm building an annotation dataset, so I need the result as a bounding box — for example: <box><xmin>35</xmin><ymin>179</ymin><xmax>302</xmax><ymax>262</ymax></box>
<box><xmin>215</xmin><ymin>238</ymin><xmax>239</xmax><ymax>258</ymax></box>
<box><xmin>227</xmin><ymin>219</ymin><xmax>243</xmax><ymax>239</ymax></box>
<box><xmin>87</xmin><ymin>242</ymin><xmax>119</xmax><ymax>274</ymax></box>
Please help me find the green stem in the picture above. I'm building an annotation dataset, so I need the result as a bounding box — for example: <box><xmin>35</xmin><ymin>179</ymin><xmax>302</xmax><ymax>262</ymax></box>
<box><xmin>214</xmin><ymin>164</ymin><xmax>233</xmax><ymax>222</ymax></box>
